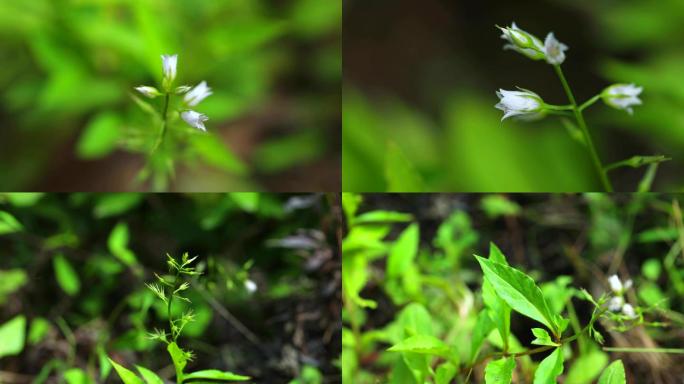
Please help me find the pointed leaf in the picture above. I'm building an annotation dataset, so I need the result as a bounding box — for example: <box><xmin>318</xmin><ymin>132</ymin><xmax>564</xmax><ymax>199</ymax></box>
<box><xmin>135</xmin><ymin>365</ymin><xmax>163</xmax><ymax>384</ymax></box>
<box><xmin>533</xmin><ymin>347</ymin><xmax>564</xmax><ymax>384</ymax></box>
<box><xmin>167</xmin><ymin>342</ymin><xmax>188</xmax><ymax>380</ymax></box>
<box><xmin>183</xmin><ymin>369</ymin><xmax>251</xmax><ymax>381</ymax></box>
<box><xmin>435</xmin><ymin>362</ymin><xmax>456</xmax><ymax>384</ymax></box>
<box><xmin>531</xmin><ymin>328</ymin><xmax>559</xmax><ymax>347</ymax></box>
<box><xmin>385</xmin><ymin>142</ymin><xmax>425</xmax><ymax>192</ymax></box>
<box><xmin>0</xmin><ymin>211</ymin><xmax>23</xmax><ymax>235</ymax></box>
<box><xmin>485</xmin><ymin>357</ymin><xmax>515</xmax><ymax>384</ymax></box>
<box><xmin>598</xmin><ymin>360</ymin><xmax>626</xmax><ymax>384</ymax></box>
<box><xmin>387</xmin><ymin>223</ymin><xmax>419</xmax><ymax>278</ymax></box>
<box><xmin>64</xmin><ymin>368</ymin><xmax>94</xmax><ymax>384</ymax></box>
<box><xmin>470</xmin><ymin>309</ymin><xmax>495</xmax><ymax>362</ymax></box>
<box><xmin>475</xmin><ymin>256</ymin><xmax>558</xmax><ymax>334</ymax></box>
<box><xmin>108</xmin><ymin>358</ymin><xmax>144</xmax><ymax>384</ymax></box>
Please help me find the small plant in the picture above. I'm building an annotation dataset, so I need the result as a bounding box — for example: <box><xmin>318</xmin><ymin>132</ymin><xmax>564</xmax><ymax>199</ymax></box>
<box><xmin>108</xmin><ymin>253</ymin><xmax>250</xmax><ymax>383</ymax></box>
<box><xmin>495</xmin><ymin>22</ymin><xmax>670</xmax><ymax>191</ymax></box>
<box><xmin>132</xmin><ymin>54</ymin><xmax>216</xmax><ymax>191</ymax></box>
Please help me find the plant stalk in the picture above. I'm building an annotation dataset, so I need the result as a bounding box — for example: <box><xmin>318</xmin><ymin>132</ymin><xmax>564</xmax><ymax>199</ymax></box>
<box><xmin>153</xmin><ymin>93</ymin><xmax>171</xmax><ymax>153</ymax></box>
<box><xmin>554</xmin><ymin>65</ymin><xmax>613</xmax><ymax>192</ymax></box>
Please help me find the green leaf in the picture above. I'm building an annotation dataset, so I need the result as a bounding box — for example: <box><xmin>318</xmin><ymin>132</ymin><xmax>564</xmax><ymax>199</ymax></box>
<box><xmin>470</xmin><ymin>309</ymin><xmax>495</xmax><ymax>363</ymax></box>
<box><xmin>230</xmin><ymin>193</ymin><xmax>259</xmax><ymax>212</ymax></box>
<box><xmin>387</xmin><ymin>223</ymin><xmax>419</xmax><ymax>278</ymax></box>
<box><xmin>64</xmin><ymin>368</ymin><xmax>94</xmax><ymax>384</ymax></box>
<box><xmin>475</xmin><ymin>255</ymin><xmax>558</xmax><ymax>335</ymax></box>
<box><xmin>108</xmin><ymin>357</ymin><xmax>144</xmax><ymax>384</ymax></box>
<box><xmin>0</xmin><ymin>211</ymin><xmax>23</xmax><ymax>235</ymax></box>
<box><xmin>76</xmin><ymin>112</ymin><xmax>121</xmax><ymax>159</ymax></box>
<box><xmin>481</xmin><ymin>195</ymin><xmax>521</xmax><ymax>218</ymax></box>
<box><xmin>135</xmin><ymin>365</ymin><xmax>163</xmax><ymax>384</ymax></box>
<box><xmin>565</xmin><ymin>350</ymin><xmax>608</xmax><ymax>384</ymax></box>
<box><xmin>183</xmin><ymin>369</ymin><xmax>251</xmax><ymax>381</ymax></box>
<box><xmin>488</xmin><ymin>243</ymin><xmax>508</xmax><ymax>264</ymax></box>
<box><xmin>28</xmin><ymin>317</ymin><xmax>51</xmax><ymax>345</ymax></box>
<box><xmin>108</xmin><ymin>222</ymin><xmax>138</xmax><ymax>267</ymax></box>
<box><xmin>352</xmin><ymin>210</ymin><xmax>412</xmax><ymax>225</ymax></box>
<box><xmin>0</xmin><ymin>315</ymin><xmax>26</xmax><ymax>358</ymax></box>
<box><xmin>531</xmin><ymin>328</ymin><xmax>559</xmax><ymax>347</ymax></box>
<box><xmin>387</xmin><ymin>334</ymin><xmax>450</xmax><ymax>357</ymax></box>
<box><xmin>435</xmin><ymin>362</ymin><xmax>456</xmax><ymax>384</ymax></box>
<box><xmin>167</xmin><ymin>342</ymin><xmax>189</xmax><ymax>381</ymax></box>
<box><xmin>484</xmin><ymin>357</ymin><xmax>515</xmax><ymax>384</ymax></box>
<box><xmin>53</xmin><ymin>254</ymin><xmax>80</xmax><ymax>296</ymax></box>
<box><xmin>598</xmin><ymin>360</ymin><xmax>626</xmax><ymax>384</ymax></box>
<box><xmin>385</xmin><ymin>142</ymin><xmax>425</xmax><ymax>192</ymax></box>
<box><xmin>642</xmin><ymin>258</ymin><xmax>661</xmax><ymax>281</ymax></box>
<box><xmin>190</xmin><ymin>134</ymin><xmax>247</xmax><ymax>175</ymax></box>
<box><xmin>533</xmin><ymin>347</ymin><xmax>564</xmax><ymax>384</ymax></box>
<box><xmin>94</xmin><ymin>194</ymin><xmax>143</xmax><ymax>219</ymax></box>
<box><xmin>0</xmin><ymin>268</ymin><xmax>28</xmax><ymax>304</ymax></box>
<box><xmin>5</xmin><ymin>193</ymin><xmax>44</xmax><ymax>207</ymax></box>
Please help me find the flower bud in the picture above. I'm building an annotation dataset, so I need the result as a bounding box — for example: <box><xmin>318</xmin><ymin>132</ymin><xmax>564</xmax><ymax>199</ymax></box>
<box><xmin>495</xmin><ymin>88</ymin><xmax>545</xmax><ymax>121</ymax></box>
<box><xmin>621</xmin><ymin>303</ymin><xmax>636</xmax><ymax>318</ymax></box>
<box><xmin>161</xmin><ymin>54</ymin><xmax>178</xmax><ymax>90</ymax></box>
<box><xmin>601</xmin><ymin>84</ymin><xmax>643</xmax><ymax>115</ymax></box>
<box><xmin>498</xmin><ymin>22</ymin><xmax>545</xmax><ymax>61</ymax></box>
<box><xmin>608</xmin><ymin>274</ymin><xmax>623</xmax><ymax>293</ymax></box>
<box><xmin>175</xmin><ymin>85</ymin><xmax>192</xmax><ymax>94</ymax></box>
<box><xmin>608</xmin><ymin>296</ymin><xmax>624</xmax><ymax>312</ymax></box>
<box><xmin>135</xmin><ymin>86</ymin><xmax>161</xmax><ymax>98</ymax></box>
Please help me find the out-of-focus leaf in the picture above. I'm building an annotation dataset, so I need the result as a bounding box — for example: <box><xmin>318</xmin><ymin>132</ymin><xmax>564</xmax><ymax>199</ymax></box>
<box><xmin>64</xmin><ymin>368</ymin><xmax>93</xmax><ymax>384</ymax></box>
<box><xmin>53</xmin><ymin>254</ymin><xmax>80</xmax><ymax>296</ymax></box>
<box><xmin>481</xmin><ymin>195</ymin><xmax>521</xmax><ymax>218</ymax></box>
<box><xmin>94</xmin><ymin>194</ymin><xmax>143</xmax><ymax>218</ymax></box>
<box><xmin>253</xmin><ymin>130</ymin><xmax>325</xmax><ymax>173</ymax></box>
<box><xmin>183</xmin><ymin>369</ymin><xmax>251</xmax><ymax>381</ymax></box>
<box><xmin>0</xmin><ymin>211</ymin><xmax>23</xmax><ymax>235</ymax></box>
<box><xmin>108</xmin><ymin>222</ymin><xmax>138</xmax><ymax>267</ymax></box>
<box><xmin>565</xmin><ymin>350</ymin><xmax>609</xmax><ymax>384</ymax></box>
<box><xmin>387</xmin><ymin>334</ymin><xmax>450</xmax><ymax>357</ymax></box>
<box><xmin>135</xmin><ymin>365</ymin><xmax>163</xmax><ymax>384</ymax></box>
<box><xmin>598</xmin><ymin>359</ymin><xmax>626</xmax><ymax>384</ymax></box>
<box><xmin>533</xmin><ymin>347</ymin><xmax>564</xmax><ymax>384</ymax></box>
<box><xmin>385</xmin><ymin>142</ymin><xmax>425</xmax><ymax>192</ymax></box>
<box><xmin>0</xmin><ymin>315</ymin><xmax>26</xmax><ymax>358</ymax></box>
<box><xmin>230</xmin><ymin>193</ymin><xmax>259</xmax><ymax>212</ymax></box>
<box><xmin>77</xmin><ymin>112</ymin><xmax>122</xmax><ymax>159</ymax></box>
<box><xmin>484</xmin><ymin>357</ymin><xmax>515</xmax><ymax>384</ymax></box>
<box><xmin>28</xmin><ymin>317</ymin><xmax>51</xmax><ymax>345</ymax></box>
<box><xmin>108</xmin><ymin>358</ymin><xmax>144</xmax><ymax>384</ymax></box>
<box><xmin>386</xmin><ymin>223</ymin><xmax>419</xmax><ymax>278</ymax></box>
<box><xmin>0</xmin><ymin>269</ymin><xmax>28</xmax><ymax>303</ymax></box>
<box><xmin>4</xmin><ymin>193</ymin><xmax>44</xmax><ymax>206</ymax></box>
<box><xmin>190</xmin><ymin>134</ymin><xmax>247</xmax><ymax>175</ymax></box>
<box><xmin>290</xmin><ymin>0</ymin><xmax>341</xmax><ymax>37</ymax></box>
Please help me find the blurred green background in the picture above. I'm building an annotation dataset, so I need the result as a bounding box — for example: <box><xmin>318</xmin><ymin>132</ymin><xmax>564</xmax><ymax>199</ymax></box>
<box><xmin>0</xmin><ymin>0</ymin><xmax>340</xmax><ymax>191</ymax></box>
<box><xmin>343</xmin><ymin>0</ymin><xmax>684</xmax><ymax>192</ymax></box>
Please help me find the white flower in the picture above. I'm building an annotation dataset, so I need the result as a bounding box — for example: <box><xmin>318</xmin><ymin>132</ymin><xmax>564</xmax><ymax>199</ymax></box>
<box><xmin>495</xmin><ymin>88</ymin><xmax>545</xmax><ymax>121</ymax></box>
<box><xmin>543</xmin><ymin>32</ymin><xmax>568</xmax><ymax>65</ymax></box>
<box><xmin>498</xmin><ymin>22</ymin><xmax>545</xmax><ymax>61</ymax></box>
<box><xmin>161</xmin><ymin>54</ymin><xmax>178</xmax><ymax>88</ymax></box>
<box><xmin>184</xmin><ymin>81</ymin><xmax>213</xmax><ymax>107</ymax></box>
<box><xmin>244</xmin><ymin>279</ymin><xmax>257</xmax><ymax>294</ymax></box>
<box><xmin>602</xmin><ymin>84</ymin><xmax>643</xmax><ymax>115</ymax></box>
<box><xmin>621</xmin><ymin>303</ymin><xmax>636</xmax><ymax>318</ymax></box>
<box><xmin>608</xmin><ymin>296</ymin><xmax>624</xmax><ymax>312</ymax></box>
<box><xmin>608</xmin><ymin>274</ymin><xmax>623</xmax><ymax>293</ymax></box>
<box><xmin>181</xmin><ymin>110</ymin><xmax>208</xmax><ymax>132</ymax></box>
<box><xmin>135</xmin><ymin>86</ymin><xmax>161</xmax><ymax>98</ymax></box>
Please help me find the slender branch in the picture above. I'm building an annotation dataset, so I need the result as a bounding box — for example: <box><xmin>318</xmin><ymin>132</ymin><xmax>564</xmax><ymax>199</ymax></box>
<box><xmin>553</xmin><ymin>65</ymin><xmax>613</xmax><ymax>192</ymax></box>
<box><xmin>579</xmin><ymin>94</ymin><xmax>601</xmax><ymax>111</ymax></box>
<box><xmin>153</xmin><ymin>92</ymin><xmax>171</xmax><ymax>153</ymax></box>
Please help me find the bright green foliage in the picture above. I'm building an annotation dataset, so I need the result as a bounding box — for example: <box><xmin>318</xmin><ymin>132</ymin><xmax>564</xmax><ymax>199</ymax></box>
<box><xmin>135</xmin><ymin>365</ymin><xmax>164</xmax><ymax>384</ymax></box>
<box><xmin>289</xmin><ymin>365</ymin><xmax>323</xmax><ymax>384</ymax></box>
<box><xmin>108</xmin><ymin>222</ymin><xmax>138</xmax><ymax>267</ymax></box>
<box><xmin>385</xmin><ymin>142</ymin><xmax>426</xmax><ymax>192</ymax></box>
<box><xmin>533</xmin><ymin>347</ymin><xmax>564</xmax><ymax>384</ymax></box>
<box><xmin>484</xmin><ymin>357</ymin><xmax>516</xmax><ymax>384</ymax></box>
<box><xmin>53</xmin><ymin>254</ymin><xmax>81</xmax><ymax>296</ymax></box>
<box><xmin>481</xmin><ymin>243</ymin><xmax>512</xmax><ymax>352</ymax></box>
<box><xmin>387</xmin><ymin>334</ymin><xmax>450</xmax><ymax>357</ymax></box>
<box><xmin>598</xmin><ymin>360</ymin><xmax>626</xmax><ymax>384</ymax></box>
<box><xmin>531</xmin><ymin>328</ymin><xmax>559</xmax><ymax>347</ymax></box>
<box><xmin>183</xmin><ymin>370</ymin><xmax>251</xmax><ymax>381</ymax></box>
<box><xmin>470</xmin><ymin>310</ymin><xmax>495</xmax><ymax>362</ymax></box>
<box><xmin>565</xmin><ymin>350</ymin><xmax>609</xmax><ymax>384</ymax></box>
<box><xmin>167</xmin><ymin>342</ymin><xmax>190</xmax><ymax>381</ymax></box>
<box><xmin>108</xmin><ymin>358</ymin><xmax>145</xmax><ymax>384</ymax></box>
<box><xmin>64</xmin><ymin>368</ymin><xmax>94</xmax><ymax>384</ymax></box>
<box><xmin>481</xmin><ymin>195</ymin><xmax>521</xmax><ymax>218</ymax></box>
<box><xmin>0</xmin><ymin>315</ymin><xmax>26</xmax><ymax>358</ymax></box>
<box><xmin>435</xmin><ymin>362</ymin><xmax>456</xmax><ymax>384</ymax></box>
<box><xmin>475</xmin><ymin>255</ymin><xmax>561</xmax><ymax>336</ymax></box>
<box><xmin>387</xmin><ymin>223</ymin><xmax>419</xmax><ymax>278</ymax></box>
<box><xmin>76</xmin><ymin>112</ymin><xmax>121</xmax><ymax>159</ymax></box>
<box><xmin>28</xmin><ymin>317</ymin><xmax>51</xmax><ymax>345</ymax></box>
<box><xmin>0</xmin><ymin>211</ymin><xmax>23</xmax><ymax>234</ymax></box>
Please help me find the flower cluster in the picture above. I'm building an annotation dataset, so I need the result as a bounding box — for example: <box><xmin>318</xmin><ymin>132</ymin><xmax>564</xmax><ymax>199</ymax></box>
<box><xmin>135</xmin><ymin>54</ymin><xmax>212</xmax><ymax>132</ymax></box>
<box><xmin>606</xmin><ymin>275</ymin><xmax>636</xmax><ymax>318</ymax></box>
<box><xmin>495</xmin><ymin>22</ymin><xmax>643</xmax><ymax>121</ymax></box>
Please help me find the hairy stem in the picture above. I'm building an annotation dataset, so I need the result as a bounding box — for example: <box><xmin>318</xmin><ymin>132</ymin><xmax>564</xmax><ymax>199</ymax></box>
<box><xmin>554</xmin><ymin>65</ymin><xmax>613</xmax><ymax>192</ymax></box>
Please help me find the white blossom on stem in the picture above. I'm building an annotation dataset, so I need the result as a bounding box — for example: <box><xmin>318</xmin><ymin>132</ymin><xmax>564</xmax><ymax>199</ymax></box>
<box><xmin>181</xmin><ymin>110</ymin><xmax>208</xmax><ymax>132</ymax></box>
<box><xmin>495</xmin><ymin>88</ymin><xmax>545</xmax><ymax>121</ymax></box>
<box><xmin>135</xmin><ymin>86</ymin><xmax>161</xmax><ymax>98</ymax></box>
<box><xmin>161</xmin><ymin>54</ymin><xmax>178</xmax><ymax>89</ymax></box>
<box><xmin>543</xmin><ymin>32</ymin><xmax>568</xmax><ymax>65</ymax></box>
<box><xmin>602</xmin><ymin>84</ymin><xmax>643</xmax><ymax>115</ymax></box>
<box><xmin>184</xmin><ymin>81</ymin><xmax>213</xmax><ymax>107</ymax></box>
<box><xmin>498</xmin><ymin>22</ymin><xmax>545</xmax><ymax>61</ymax></box>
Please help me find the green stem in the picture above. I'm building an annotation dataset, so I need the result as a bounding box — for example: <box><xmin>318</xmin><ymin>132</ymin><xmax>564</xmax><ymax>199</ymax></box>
<box><xmin>153</xmin><ymin>93</ymin><xmax>171</xmax><ymax>153</ymax></box>
<box><xmin>579</xmin><ymin>94</ymin><xmax>601</xmax><ymax>111</ymax></box>
<box><xmin>553</xmin><ymin>65</ymin><xmax>613</xmax><ymax>192</ymax></box>
<box><xmin>169</xmin><ymin>270</ymin><xmax>179</xmax><ymax>341</ymax></box>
